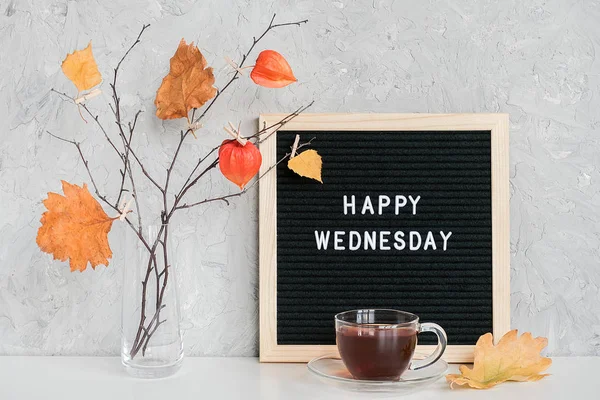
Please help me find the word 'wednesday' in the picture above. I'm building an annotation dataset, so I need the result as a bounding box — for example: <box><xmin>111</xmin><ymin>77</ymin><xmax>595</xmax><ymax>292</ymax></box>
<box><xmin>314</xmin><ymin>195</ymin><xmax>453</xmax><ymax>252</ymax></box>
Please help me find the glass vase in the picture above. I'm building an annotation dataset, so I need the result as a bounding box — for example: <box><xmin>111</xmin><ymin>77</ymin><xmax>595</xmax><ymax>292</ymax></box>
<box><xmin>121</xmin><ymin>224</ymin><xmax>183</xmax><ymax>378</ymax></box>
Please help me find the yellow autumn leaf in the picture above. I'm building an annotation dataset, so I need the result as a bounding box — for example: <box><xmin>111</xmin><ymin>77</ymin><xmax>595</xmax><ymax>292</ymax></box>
<box><xmin>61</xmin><ymin>42</ymin><xmax>102</xmax><ymax>92</ymax></box>
<box><xmin>446</xmin><ymin>330</ymin><xmax>552</xmax><ymax>389</ymax></box>
<box><xmin>288</xmin><ymin>149</ymin><xmax>323</xmax><ymax>183</ymax></box>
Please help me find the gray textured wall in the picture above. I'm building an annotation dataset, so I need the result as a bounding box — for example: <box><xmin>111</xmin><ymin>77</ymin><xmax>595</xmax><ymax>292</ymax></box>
<box><xmin>1</xmin><ymin>0</ymin><xmax>598</xmax><ymax>356</ymax></box>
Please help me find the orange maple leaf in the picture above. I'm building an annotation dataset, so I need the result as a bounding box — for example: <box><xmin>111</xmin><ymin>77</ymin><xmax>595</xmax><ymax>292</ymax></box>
<box><xmin>250</xmin><ymin>50</ymin><xmax>297</xmax><ymax>88</ymax></box>
<box><xmin>61</xmin><ymin>42</ymin><xmax>102</xmax><ymax>92</ymax></box>
<box><xmin>446</xmin><ymin>330</ymin><xmax>552</xmax><ymax>389</ymax></box>
<box><xmin>154</xmin><ymin>39</ymin><xmax>217</xmax><ymax>120</ymax></box>
<box><xmin>36</xmin><ymin>181</ymin><xmax>117</xmax><ymax>272</ymax></box>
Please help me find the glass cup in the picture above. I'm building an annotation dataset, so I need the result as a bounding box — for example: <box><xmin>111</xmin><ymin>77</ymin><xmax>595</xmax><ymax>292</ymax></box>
<box><xmin>335</xmin><ymin>309</ymin><xmax>447</xmax><ymax>380</ymax></box>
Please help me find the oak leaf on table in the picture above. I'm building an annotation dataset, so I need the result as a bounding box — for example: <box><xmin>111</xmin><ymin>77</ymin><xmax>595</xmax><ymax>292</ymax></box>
<box><xmin>155</xmin><ymin>39</ymin><xmax>217</xmax><ymax>120</ymax></box>
<box><xmin>288</xmin><ymin>149</ymin><xmax>323</xmax><ymax>183</ymax></box>
<box><xmin>61</xmin><ymin>42</ymin><xmax>102</xmax><ymax>92</ymax></box>
<box><xmin>36</xmin><ymin>181</ymin><xmax>117</xmax><ymax>272</ymax></box>
<box><xmin>446</xmin><ymin>330</ymin><xmax>552</xmax><ymax>389</ymax></box>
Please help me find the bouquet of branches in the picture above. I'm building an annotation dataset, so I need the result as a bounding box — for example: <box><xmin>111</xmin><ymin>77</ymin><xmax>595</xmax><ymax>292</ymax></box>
<box><xmin>36</xmin><ymin>16</ymin><xmax>321</xmax><ymax>360</ymax></box>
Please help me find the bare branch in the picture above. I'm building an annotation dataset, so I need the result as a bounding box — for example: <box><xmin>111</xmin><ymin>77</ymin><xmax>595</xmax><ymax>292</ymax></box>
<box><xmin>50</xmin><ymin>90</ymin><xmax>123</xmax><ymax>160</ymax></box>
<box><xmin>130</xmin><ymin>110</ymin><xmax>143</xmax><ymax>133</ymax></box>
<box><xmin>46</xmin><ymin>131</ymin><xmax>151</xmax><ymax>251</ymax></box>
<box><xmin>46</xmin><ymin>131</ymin><xmax>75</xmax><ymax>145</ymax></box>
<box><xmin>173</xmin><ymin>102</ymin><xmax>313</xmax><ymax>211</ymax></box>
<box><xmin>115</xmin><ymin>24</ymin><xmax>151</xmax><ymax>77</ymax></box>
<box><xmin>53</xmin><ymin>86</ymin><xmax>153</xmax><ymax>234</ymax></box>
<box><xmin>175</xmin><ymin>143</ymin><xmax>220</xmax><ymax>200</ymax></box>
<box><xmin>113</xmin><ymin>19</ymin><xmax>308</xmax><ymax>359</ymax></box>
<box><xmin>162</xmin><ymin>129</ymin><xmax>192</xmax><ymax>221</ymax></box>
<box><xmin>80</xmin><ymin>104</ymin><xmax>123</xmax><ymax>159</ymax></box>
<box><xmin>249</xmin><ymin>101</ymin><xmax>314</xmax><ymax>143</ymax></box>
<box><xmin>124</xmin><ymin>119</ymin><xmax>143</xmax><ymax>233</ymax></box>
<box><xmin>126</xmin><ymin>146</ymin><xmax>165</xmax><ymax>194</ymax></box>
<box><xmin>168</xmin><ymin>158</ymin><xmax>220</xmax><ymax>218</ymax></box>
<box><xmin>111</xmin><ymin>24</ymin><xmax>152</xmax><ymax>208</ymax></box>
<box><xmin>174</xmin><ymin>138</ymin><xmax>314</xmax><ymax>211</ymax></box>
<box><xmin>50</xmin><ymin>88</ymin><xmax>73</xmax><ymax>102</ymax></box>
<box><xmin>192</xmin><ymin>15</ymin><xmax>308</xmax><ymax>124</ymax></box>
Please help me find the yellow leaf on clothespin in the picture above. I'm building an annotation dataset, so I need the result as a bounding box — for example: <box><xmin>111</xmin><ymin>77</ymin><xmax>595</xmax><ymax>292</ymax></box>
<box><xmin>61</xmin><ymin>42</ymin><xmax>102</xmax><ymax>92</ymax></box>
<box><xmin>288</xmin><ymin>149</ymin><xmax>323</xmax><ymax>183</ymax></box>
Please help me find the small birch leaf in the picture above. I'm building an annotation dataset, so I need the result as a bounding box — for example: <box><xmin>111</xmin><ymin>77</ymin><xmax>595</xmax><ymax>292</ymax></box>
<box><xmin>61</xmin><ymin>42</ymin><xmax>102</xmax><ymax>92</ymax></box>
<box><xmin>446</xmin><ymin>330</ymin><xmax>552</xmax><ymax>389</ymax></box>
<box><xmin>287</xmin><ymin>149</ymin><xmax>323</xmax><ymax>183</ymax></box>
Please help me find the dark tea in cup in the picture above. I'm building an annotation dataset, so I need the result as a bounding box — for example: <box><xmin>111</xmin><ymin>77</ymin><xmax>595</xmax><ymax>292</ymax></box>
<box><xmin>335</xmin><ymin>309</ymin><xmax>447</xmax><ymax>381</ymax></box>
<box><xmin>336</xmin><ymin>325</ymin><xmax>418</xmax><ymax>380</ymax></box>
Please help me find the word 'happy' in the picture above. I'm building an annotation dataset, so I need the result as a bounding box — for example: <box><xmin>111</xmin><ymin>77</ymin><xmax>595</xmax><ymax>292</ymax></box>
<box><xmin>314</xmin><ymin>195</ymin><xmax>453</xmax><ymax>252</ymax></box>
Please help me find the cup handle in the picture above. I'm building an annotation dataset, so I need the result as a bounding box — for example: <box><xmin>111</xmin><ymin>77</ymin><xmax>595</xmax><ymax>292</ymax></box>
<box><xmin>410</xmin><ymin>322</ymin><xmax>448</xmax><ymax>370</ymax></box>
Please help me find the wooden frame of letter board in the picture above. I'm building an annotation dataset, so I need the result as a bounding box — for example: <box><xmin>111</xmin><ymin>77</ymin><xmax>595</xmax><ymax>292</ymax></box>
<box><xmin>259</xmin><ymin>113</ymin><xmax>510</xmax><ymax>363</ymax></box>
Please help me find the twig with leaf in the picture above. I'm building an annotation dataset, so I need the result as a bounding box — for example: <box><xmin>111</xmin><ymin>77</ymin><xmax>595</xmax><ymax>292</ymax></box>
<box><xmin>40</xmin><ymin>16</ymin><xmax>319</xmax><ymax>359</ymax></box>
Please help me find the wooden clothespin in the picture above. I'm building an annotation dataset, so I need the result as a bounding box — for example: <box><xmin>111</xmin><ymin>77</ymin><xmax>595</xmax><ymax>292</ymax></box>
<box><xmin>74</xmin><ymin>88</ymin><xmax>102</xmax><ymax>104</ymax></box>
<box><xmin>223</xmin><ymin>121</ymin><xmax>248</xmax><ymax>146</ymax></box>
<box><xmin>225</xmin><ymin>56</ymin><xmax>246</xmax><ymax>75</ymax></box>
<box><xmin>188</xmin><ymin>121</ymin><xmax>202</xmax><ymax>131</ymax></box>
<box><xmin>290</xmin><ymin>134</ymin><xmax>300</xmax><ymax>158</ymax></box>
<box><xmin>188</xmin><ymin>120</ymin><xmax>202</xmax><ymax>138</ymax></box>
<box><xmin>118</xmin><ymin>197</ymin><xmax>134</xmax><ymax>221</ymax></box>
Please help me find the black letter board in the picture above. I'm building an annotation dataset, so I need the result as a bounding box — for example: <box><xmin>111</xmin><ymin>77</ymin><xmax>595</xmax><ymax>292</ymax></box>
<box><xmin>259</xmin><ymin>114</ymin><xmax>510</xmax><ymax>363</ymax></box>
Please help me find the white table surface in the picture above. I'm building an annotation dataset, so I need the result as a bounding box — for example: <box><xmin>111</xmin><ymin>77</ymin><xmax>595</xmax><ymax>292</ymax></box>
<box><xmin>0</xmin><ymin>356</ymin><xmax>597</xmax><ymax>399</ymax></box>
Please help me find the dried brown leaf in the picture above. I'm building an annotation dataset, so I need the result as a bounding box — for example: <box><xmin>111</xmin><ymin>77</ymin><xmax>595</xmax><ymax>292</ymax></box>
<box><xmin>155</xmin><ymin>39</ymin><xmax>217</xmax><ymax>120</ymax></box>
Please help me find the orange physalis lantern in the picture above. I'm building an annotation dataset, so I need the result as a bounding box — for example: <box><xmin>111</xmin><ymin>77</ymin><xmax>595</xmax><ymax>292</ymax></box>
<box><xmin>250</xmin><ymin>50</ymin><xmax>297</xmax><ymax>88</ymax></box>
<box><xmin>218</xmin><ymin>140</ymin><xmax>263</xmax><ymax>189</ymax></box>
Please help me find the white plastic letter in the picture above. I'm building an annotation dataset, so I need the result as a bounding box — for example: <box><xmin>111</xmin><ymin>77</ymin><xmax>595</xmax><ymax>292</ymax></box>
<box><xmin>314</xmin><ymin>231</ymin><xmax>330</xmax><ymax>250</ymax></box>
<box><xmin>423</xmin><ymin>231</ymin><xmax>437</xmax><ymax>251</ymax></box>
<box><xmin>378</xmin><ymin>195</ymin><xmax>391</xmax><ymax>215</ymax></box>
<box><xmin>379</xmin><ymin>231</ymin><xmax>391</xmax><ymax>250</ymax></box>
<box><xmin>409</xmin><ymin>231</ymin><xmax>422</xmax><ymax>250</ymax></box>
<box><xmin>343</xmin><ymin>195</ymin><xmax>355</xmax><ymax>215</ymax></box>
<box><xmin>395</xmin><ymin>195</ymin><xmax>407</xmax><ymax>214</ymax></box>
<box><xmin>408</xmin><ymin>195</ymin><xmax>421</xmax><ymax>215</ymax></box>
<box><xmin>334</xmin><ymin>231</ymin><xmax>346</xmax><ymax>250</ymax></box>
<box><xmin>364</xmin><ymin>231</ymin><xmax>377</xmax><ymax>250</ymax></box>
<box><xmin>394</xmin><ymin>231</ymin><xmax>406</xmax><ymax>250</ymax></box>
<box><xmin>362</xmin><ymin>196</ymin><xmax>374</xmax><ymax>215</ymax></box>
<box><xmin>440</xmin><ymin>231</ymin><xmax>453</xmax><ymax>251</ymax></box>
<box><xmin>349</xmin><ymin>231</ymin><xmax>361</xmax><ymax>251</ymax></box>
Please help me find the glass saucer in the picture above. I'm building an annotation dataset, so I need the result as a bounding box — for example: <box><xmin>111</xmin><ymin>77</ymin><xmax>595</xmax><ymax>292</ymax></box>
<box><xmin>307</xmin><ymin>356</ymin><xmax>448</xmax><ymax>393</ymax></box>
